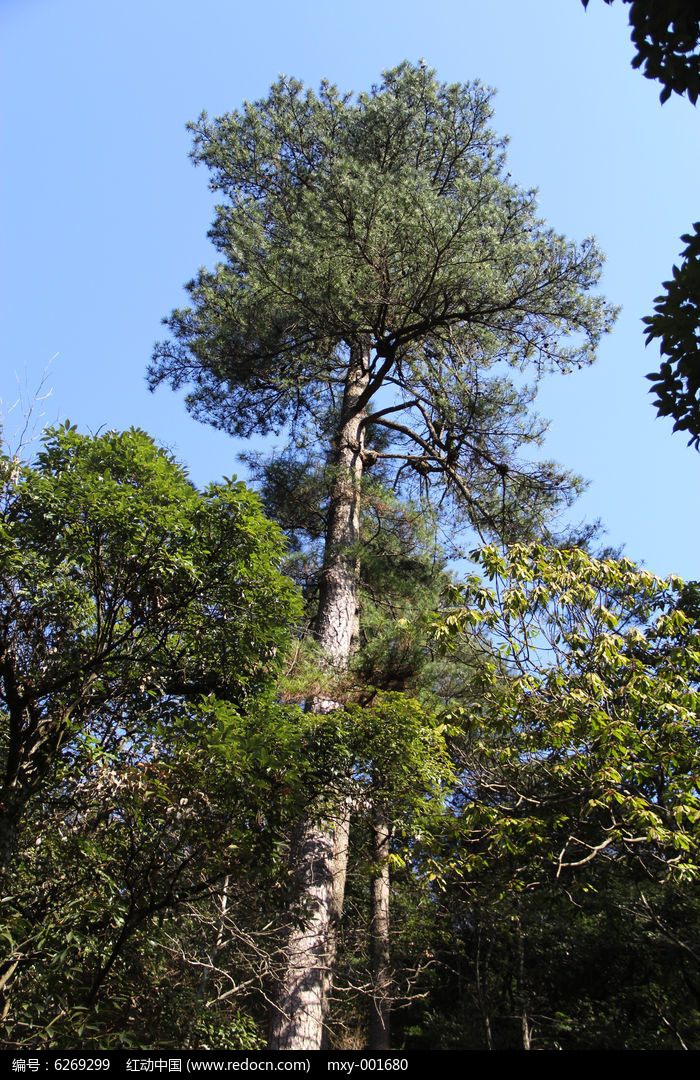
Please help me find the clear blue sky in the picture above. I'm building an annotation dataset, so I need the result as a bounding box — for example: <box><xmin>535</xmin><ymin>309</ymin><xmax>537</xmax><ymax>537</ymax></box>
<box><xmin>1</xmin><ymin>0</ymin><xmax>698</xmax><ymax>578</ymax></box>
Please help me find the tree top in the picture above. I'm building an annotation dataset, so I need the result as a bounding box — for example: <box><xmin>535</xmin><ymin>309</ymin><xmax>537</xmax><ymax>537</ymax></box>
<box><xmin>151</xmin><ymin>62</ymin><xmax>617</xmax><ymax>539</ymax></box>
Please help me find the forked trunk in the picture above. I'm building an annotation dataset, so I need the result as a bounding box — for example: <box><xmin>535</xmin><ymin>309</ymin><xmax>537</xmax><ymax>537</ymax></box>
<box><xmin>269</xmin><ymin>345</ymin><xmax>368</xmax><ymax>1051</ymax></box>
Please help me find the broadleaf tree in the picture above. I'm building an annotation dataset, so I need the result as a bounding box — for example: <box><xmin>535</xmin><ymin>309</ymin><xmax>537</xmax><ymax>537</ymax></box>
<box><xmin>150</xmin><ymin>61</ymin><xmax>616</xmax><ymax>1049</ymax></box>
<box><xmin>0</xmin><ymin>424</ymin><xmax>300</xmax><ymax>877</ymax></box>
<box><xmin>434</xmin><ymin>542</ymin><xmax>700</xmax><ymax>885</ymax></box>
<box><xmin>0</xmin><ymin>423</ymin><xmax>305</xmax><ymax>1042</ymax></box>
<box><xmin>423</xmin><ymin>541</ymin><xmax>700</xmax><ymax>1048</ymax></box>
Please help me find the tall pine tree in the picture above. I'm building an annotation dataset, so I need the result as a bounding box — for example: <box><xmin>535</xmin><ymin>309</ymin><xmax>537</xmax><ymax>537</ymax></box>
<box><xmin>151</xmin><ymin>61</ymin><xmax>616</xmax><ymax>1049</ymax></box>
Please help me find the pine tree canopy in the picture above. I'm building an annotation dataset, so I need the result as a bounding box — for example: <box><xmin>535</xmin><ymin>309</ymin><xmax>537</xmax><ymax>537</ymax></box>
<box><xmin>150</xmin><ymin>61</ymin><xmax>617</xmax><ymax>535</ymax></box>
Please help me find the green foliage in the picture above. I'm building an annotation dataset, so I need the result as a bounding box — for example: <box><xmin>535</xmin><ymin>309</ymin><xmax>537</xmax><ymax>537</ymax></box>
<box><xmin>1</xmin><ymin>421</ymin><xmax>299</xmax><ymax>707</ymax></box>
<box><xmin>245</xmin><ymin>439</ymin><xmax>457</xmax><ymax>703</ymax></box>
<box><xmin>382</xmin><ymin>541</ymin><xmax>700</xmax><ymax>1050</ymax></box>
<box><xmin>151</xmin><ymin>61</ymin><xmax>615</xmax><ymax>538</ymax></box>
<box><xmin>397</xmin><ymin>864</ymin><xmax>700</xmax><ymax>1049</ymax></box>
<box><xmin>137</xmin><ymin>55</ymin><xmax>698</xmax><ymax>1046</ymax></box>
<box><xmin>436</xmin><ymin>543</ymin><xmax>700</xmax><ymax>882</ymax></box>
<box><xmin>341</xmin><ymin>694</ymin><xmax>456</xmax><ymax>829</ymax></box>
<box><xmin>1</xmin><ymin>698</ymin><xmax>307</xmax><ymax>1048</ymax></box>
<box><xmin>310</xmin><ymin>692</ymin><xmax>458</xmax><ymax>1047</ymax></box>
<box><xmin>0</xmin><ymin>424</ymin><xmax>302</xmax><ymax>1046</ymax></box>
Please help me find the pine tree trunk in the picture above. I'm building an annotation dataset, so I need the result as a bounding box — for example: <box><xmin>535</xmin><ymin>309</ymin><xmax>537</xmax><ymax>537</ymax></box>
<box><xmin>368</xmin><ymin>809</ymin><xmax>392</xmax><ymax>1053</ymax></box>
<box><xmin>269</xmin><ymin>345</ymin><xmax>368</xmax><ymax>1051</ymax></box>
<box><xmin>517</xmin><ymin>913</ymin><xmax>531</xmax><ymax>1050</ymax></box>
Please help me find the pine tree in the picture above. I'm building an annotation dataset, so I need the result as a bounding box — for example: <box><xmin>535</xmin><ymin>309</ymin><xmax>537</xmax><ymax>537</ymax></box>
<box><xmin>151</xmin><ymin>61</ymin><xmax>616</xmax><ymax>1049</ymax></box>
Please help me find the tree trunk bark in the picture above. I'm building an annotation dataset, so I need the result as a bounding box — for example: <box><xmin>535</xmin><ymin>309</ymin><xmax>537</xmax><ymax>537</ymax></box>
<box><xmin>368</xmin><ymin>808</ymin><xmax>391</xmax><ymax>1053</ymax></box>
<box><xmin>517</xmin><ymin>913</ymin><xmax>531</xmax><ymax>1051</ymax></box>
<box><xmin>269</xmin><ymin>344</ymin><xmax>369</xmax><ymax>1051</ymax></box>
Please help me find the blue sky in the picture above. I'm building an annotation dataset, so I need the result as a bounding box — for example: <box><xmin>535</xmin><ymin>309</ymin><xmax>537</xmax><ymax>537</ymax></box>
<box><xmin>1</xmin><ymin>0</ymin><xmax>698</xmax><ymax>578</ymax></box>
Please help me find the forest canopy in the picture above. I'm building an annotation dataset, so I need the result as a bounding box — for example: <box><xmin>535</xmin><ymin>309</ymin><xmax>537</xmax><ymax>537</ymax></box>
<box><xmin>2</xmin><ymin>57</ymin><xmax>699</xmax><ymax>1052</ymax></box>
